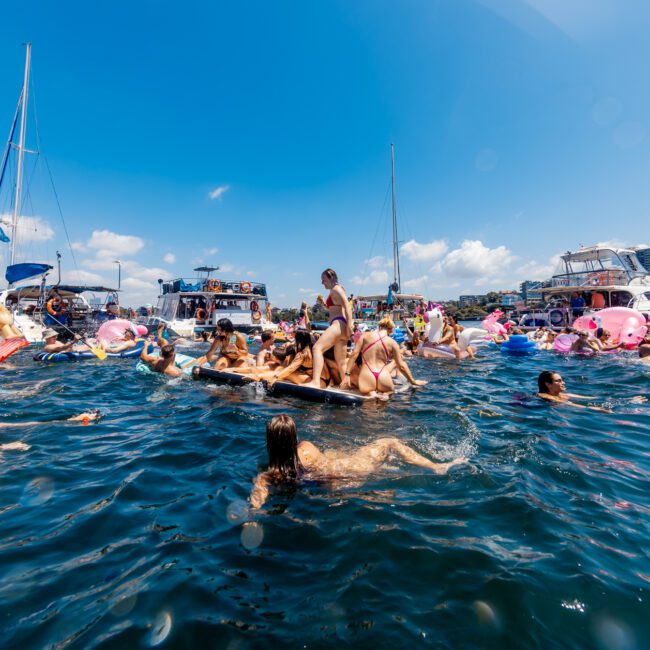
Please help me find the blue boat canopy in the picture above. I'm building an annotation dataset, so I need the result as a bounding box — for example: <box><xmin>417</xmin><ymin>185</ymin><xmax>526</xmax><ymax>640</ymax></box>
<box><xmin>5</xmin><ymin>262</ymin><xmax>52</xmax><ymax>284</ymax></box>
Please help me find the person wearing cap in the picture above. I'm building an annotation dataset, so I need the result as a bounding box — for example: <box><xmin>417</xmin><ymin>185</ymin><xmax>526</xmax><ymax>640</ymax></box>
<box><xmin>42</xmin><ymin>328</ymin><xmax>84</xmax><ymax>353</ymax></box>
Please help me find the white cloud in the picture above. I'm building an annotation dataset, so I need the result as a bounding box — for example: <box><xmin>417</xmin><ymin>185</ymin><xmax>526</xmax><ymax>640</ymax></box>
<box><xmin>87</xmin><ymin>230</ymin><xmax>144</xmax><ymax>257</ymax></box>
<box><xmin>209</xmin><ymin>185</ymin><xmax>230</xmax><ymax>200</ymax></box>
<box><xmin>1</xmin><ymin>215</ymin><xmax>55</xmax><ymax>243</ymax></box>
<box><xmin>365</xmin><ymin>255</ymin><xmax>391</xmax><ymax>269</ymax></box>
<box><xmin>70</xmin><ymin>240</ymin><xmax>88</xmax><ymax>252</ymax></box>
<box><xmin>63</xmin><ymin>269</ymin><xmax>105</xmax><ymax>285</ymax></box>
<box><xmin>402</xmin><ymin>274</ymin><xmax>429</xmax><ymax>291</ymax></box>
<box><xmin>436</xmin><ymin>240</ymin><xmax>515</xmax><ymax>281</ymax></box>
<box><xmin>206</xmin><ymin>247</ymin><xmax>219</xmax><ymax>255</ymax></box>
<box><xmin>299</xmin><ymin>287</ymin><xmax>316</xmax><ymax>294</ymax></box>
<box><xmin>351</xmin><ymin>270</ymin><xmax>390</xmax><ymax>286</ymax></box>
<box><xmin>400</xmin><ymin>239</ymin><xmax>448</xmax><ymax>262</ymax></box>
<box><xmin>122</xmin><ymin>277</ymin><xmax>156</xmax><ymax>290</ymax></box>
<box><xmin>163</xmin><ymin>252</ymin><xmax>176</xmax><ymax>264</ymax></box>
<box><xmin>515</xmin><ymin>254</ymin><xmax>561</xmax><ymax>280</ymax></box>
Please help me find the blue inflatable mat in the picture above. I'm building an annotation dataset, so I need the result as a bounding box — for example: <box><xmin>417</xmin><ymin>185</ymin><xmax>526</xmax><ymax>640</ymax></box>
<box><xmin>34</xmin><ymin>341</ymin><xmax>145</xmax><ymax>362</ymax></box>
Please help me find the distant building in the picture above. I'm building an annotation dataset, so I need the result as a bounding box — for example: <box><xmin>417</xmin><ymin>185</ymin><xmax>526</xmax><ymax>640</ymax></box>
<box><xmin>635</xmin><ymin>247</ymin><xmax>650</xmax><ymax>273</ymax></box>
<box><xmin>520</xmin><ymin>280</ymin><xmax>544</xmax><ymax>303</ymax></box>
<box><xmin>459</xmin><ymin>294</ymin><xmax>486</xmax><ymax>308</ymax></box>
<box><xmin>499</xmin><ymin>291</ymin><xmax>523</xmax><ymax>307</ymax></box>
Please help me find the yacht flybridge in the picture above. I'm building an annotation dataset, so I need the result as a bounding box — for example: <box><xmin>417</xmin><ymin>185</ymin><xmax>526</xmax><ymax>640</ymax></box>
<box><xmin>145</xmin><ymin>267</ymin><xmax>272</xmax><ymax>336</ymax></box>
<box><xmin>518</xmin><ymin>245</ymin><xmax>650</xmax><ymax>328</ymax></box>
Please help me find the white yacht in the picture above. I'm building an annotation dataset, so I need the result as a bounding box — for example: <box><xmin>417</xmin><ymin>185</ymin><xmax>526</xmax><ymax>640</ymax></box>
<box><xmin>142</xmin><ymin>267</ymin><xmax>273</xmax><ymax>336</ymax></box>
<box><xmin>518</xmin><ymin>245</ymin><xmax>650</xmax><ymax>328</ymax></box>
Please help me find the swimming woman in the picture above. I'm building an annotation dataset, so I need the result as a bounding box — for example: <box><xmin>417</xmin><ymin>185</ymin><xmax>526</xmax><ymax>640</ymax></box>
<box><xmin>341</xmin><ymin>317</ymin><xmax>426</xmax><ymax>396</ymax></box>
<box><xmin>249</xmin><ymin>415</ymin><xmax>468</xmax><ymax>508</ymax></box>
<box><xmin>305</xmin><ymin>269</ymin><xmax>353</xmax><ymax>388</ymax></box>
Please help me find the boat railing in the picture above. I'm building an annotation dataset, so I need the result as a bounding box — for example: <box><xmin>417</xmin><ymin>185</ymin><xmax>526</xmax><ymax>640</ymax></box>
<box><xmin>162</xmin><ymin>279</ymin><xmax>267</xmax><ymax>297</ymax></box>
<box><xmin>549</xmin><ymin>270</ymin><xmax>630</xmax><ymax>288</ymax></box>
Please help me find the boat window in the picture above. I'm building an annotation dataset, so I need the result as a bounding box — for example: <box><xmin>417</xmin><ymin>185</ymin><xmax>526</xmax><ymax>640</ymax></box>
<box><xmin>610</xmin><ymin>291</ymin><xmax>632</xmax><ymax>307</ymax></box>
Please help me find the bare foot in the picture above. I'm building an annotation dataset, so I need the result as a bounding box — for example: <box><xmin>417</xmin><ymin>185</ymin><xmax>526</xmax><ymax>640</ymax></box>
<box><xmin>433</xmin><ymin>457</ymin><xmax>468</xmax><ymax>474</ymax></box>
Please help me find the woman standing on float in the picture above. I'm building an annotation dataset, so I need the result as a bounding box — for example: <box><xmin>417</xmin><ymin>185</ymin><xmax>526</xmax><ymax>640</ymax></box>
<box><xmin>305</xmin><ymin>268</ymin><xmax>353</xmax><ymax>388</ymax></box>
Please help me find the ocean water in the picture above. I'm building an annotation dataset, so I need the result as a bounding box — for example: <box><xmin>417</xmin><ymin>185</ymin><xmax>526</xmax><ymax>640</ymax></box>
<box><xmin>0</xmin><ymin>341</ymin><xmax>648</xmax><ymax>649</ymax></box>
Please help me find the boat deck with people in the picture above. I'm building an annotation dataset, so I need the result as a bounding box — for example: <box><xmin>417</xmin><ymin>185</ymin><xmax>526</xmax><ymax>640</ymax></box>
<box><xmin>139</xmin><ymin>266</ymin><xmax>273</xmax><ymax>337</ymax></box>
<box><xmin>516</xmin><ymin>245</ymin><xmax>650</xmax><ymax>329</ymax></box>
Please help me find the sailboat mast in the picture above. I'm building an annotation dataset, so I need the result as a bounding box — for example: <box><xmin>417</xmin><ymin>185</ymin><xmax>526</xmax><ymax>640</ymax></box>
<box><xmin>10</xmin><ymin>42</ymin><xmax>31</xmax><ymax>268</ymax></box>
<box><xmin>390</xmin><ymin>143</ymin><xmax>401</xmax><ymax>292</ymax></box>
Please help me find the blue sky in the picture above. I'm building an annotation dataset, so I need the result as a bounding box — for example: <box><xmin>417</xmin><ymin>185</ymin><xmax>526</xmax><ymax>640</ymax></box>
<box><xmin>1</xmin><ymin>0</ymin><xmax>649</xmax><ymax>307</ymax></box>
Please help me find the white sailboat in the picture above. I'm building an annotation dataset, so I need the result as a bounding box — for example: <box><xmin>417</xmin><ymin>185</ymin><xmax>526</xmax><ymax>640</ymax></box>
<box><xmin>355</xmin><ymin>144</ymin><xmax>424</xmax><ymax>322</ymax></box>
<box><xmin>0</xmin><ymin>44</ymin><xmax>120</xmax><ymax>342</ymax></box>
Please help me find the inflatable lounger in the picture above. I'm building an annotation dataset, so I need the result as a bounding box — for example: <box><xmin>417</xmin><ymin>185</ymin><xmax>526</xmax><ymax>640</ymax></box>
<box><xmin>35</xmin><ymin>341</ymin><xmax>146</xmax><ymax>362</ymax></box>
<box><xmin>192</xmin><ymin>366</ymin><xmax>372</xmax><ymax>406</ymax></box>
<box><xmin>136</xmin><ymin>350</ymin><xmax>206</xmax><ymax>376</ymax></box>
<box><xmin>1</xmin><ymin>337</ymin><xmax>29</xmax><ymax>363</ymax></box>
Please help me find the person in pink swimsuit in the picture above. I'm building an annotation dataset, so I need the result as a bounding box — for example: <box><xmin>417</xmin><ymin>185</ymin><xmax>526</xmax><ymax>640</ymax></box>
<box><xmin>340</xmin><ymin>317</ymin><xmax>427</xmax><ymax>396</ymax></box>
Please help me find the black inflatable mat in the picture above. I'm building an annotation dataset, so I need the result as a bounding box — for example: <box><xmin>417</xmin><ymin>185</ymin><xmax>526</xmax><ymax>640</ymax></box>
<box><xmin>192</xmin><ymin>366</ymin><xmax>370</xmax><ymax>406</ymax></box>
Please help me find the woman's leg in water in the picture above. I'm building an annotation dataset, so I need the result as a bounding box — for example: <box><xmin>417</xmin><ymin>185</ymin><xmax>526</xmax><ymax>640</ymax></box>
<box><xmin>361</xmin><ymin>438</ymin><xmax>467</xmax><ymax>474</ymax></box>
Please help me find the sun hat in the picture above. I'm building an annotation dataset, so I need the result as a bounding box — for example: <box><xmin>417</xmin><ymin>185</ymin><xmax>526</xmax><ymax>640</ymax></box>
<box><xmin>42</xmin><ymin>328</ymin><xmax>58</xmax><ymax>339</ymax></box>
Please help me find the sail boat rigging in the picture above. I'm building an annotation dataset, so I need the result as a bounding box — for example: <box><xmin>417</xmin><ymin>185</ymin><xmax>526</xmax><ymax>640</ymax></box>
<box><xmin>390</xmin><ymin>142</ymin><xmax>401</xmax><ymax>294</ymax></box>
<box><xmin>0</xmin><ymin>44</ymin><xmax>121</xmax><ymax>342</ymax></box>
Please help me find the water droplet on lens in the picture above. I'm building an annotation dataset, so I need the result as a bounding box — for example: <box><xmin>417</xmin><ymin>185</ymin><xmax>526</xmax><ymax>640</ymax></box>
<box><xmin>149</xmin><ymin>610</ymin><xmax>172</xmax><ymax>646</ymax></box>
<box><xmin>21</xmin><ymin>477</ymin><xmax>55</xmax><ymax>506</ymax></box>
<box><xmin>592</xmin><ymin>97</ymin><xmax>622</xmax><ymax>125</ymax></box>
<box><xmin>110</xmin><ymin>593</ymin><xmax>137</xmax><ymax>616</ymax></box>
<box><xmin>593</xmin><ymin>615</ymin><xmax>635</xmax><ymax>650</ymax></box>
<box><xmin>613</xmin><ymin>122</ymin><xmax>646</xmax><ymax>149</ymax></box>
<box><xmin>240</xmin><ymin>522</ymin><xmax>264</xmax><ymax>550</ymax></box>
<box><xmin>226</xmin><ymin>500</ymin><xmax>248</xmax><ymax>526</ymax></box>
<box><xmin>474</xmin><ymin>600</ymin><xmax>501</xmax><ymax>629</ymax></box>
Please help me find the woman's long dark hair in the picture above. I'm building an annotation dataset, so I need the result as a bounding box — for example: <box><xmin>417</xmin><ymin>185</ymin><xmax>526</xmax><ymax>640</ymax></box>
<box><xmin>537</xmin><ymin>370</ymin><xmax>555</xmax><ymax>393</ymax></box>
<box><xmin>266</xmin><ymin>414</ymin><xmax>303</xmax><ymax>479</ymax></box>
<box><xmin>294</xmin><ymin>329</ymin><xmax>313</xmax><ymax>353</ymax></box>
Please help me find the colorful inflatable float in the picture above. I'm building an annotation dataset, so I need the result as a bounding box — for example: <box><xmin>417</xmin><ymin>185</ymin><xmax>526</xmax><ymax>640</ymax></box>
<box><xmin>34</xmin><ymin>340</ymin><xmax>146</xmax><ymax>362</ymax></box>
<box><xmin>572</xmin><ymin>307</ymin><xmax>647</xmax><ymax>348</ymax></box>
<box><xmin>416</xmin><ymin>307</ymin><xmax>485</xmax><ymax>359</ymax></box>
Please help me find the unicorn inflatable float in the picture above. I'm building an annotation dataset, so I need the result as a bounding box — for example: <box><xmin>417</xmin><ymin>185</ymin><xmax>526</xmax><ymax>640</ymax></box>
<box><xmin>417</xmin><ymin>304</ymin><xmax>485</xmax><ymax>360</ymax></box>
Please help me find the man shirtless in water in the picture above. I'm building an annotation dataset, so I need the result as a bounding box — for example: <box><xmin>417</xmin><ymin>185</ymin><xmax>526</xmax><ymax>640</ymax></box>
<box><xmin>249</xmin><ymin>414</ymin><xmax>468</xmax><ymax>508</ymax></box>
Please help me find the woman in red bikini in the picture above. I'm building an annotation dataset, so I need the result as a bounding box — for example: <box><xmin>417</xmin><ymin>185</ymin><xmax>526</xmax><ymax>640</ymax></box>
<box><xmin>340</xmin><ymin>317</ymin><xmax>427</xmax><ymax>396</ymax></box>
<box><xmin>305</xmin><ymin>268</ymin><xmax>353</xmax><ymax>388</ymax></box>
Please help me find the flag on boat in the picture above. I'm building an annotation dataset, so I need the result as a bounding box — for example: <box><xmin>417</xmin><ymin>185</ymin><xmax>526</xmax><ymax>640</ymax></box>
<box><xmin>387</xmin><ymin>285</ymin><xmax>394</xmax><ymax>306</ymax></box>
<box><xmin>0</xmin><ymin>226</ymin><xmax>9</xmax><ymax>243</ymax></box>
